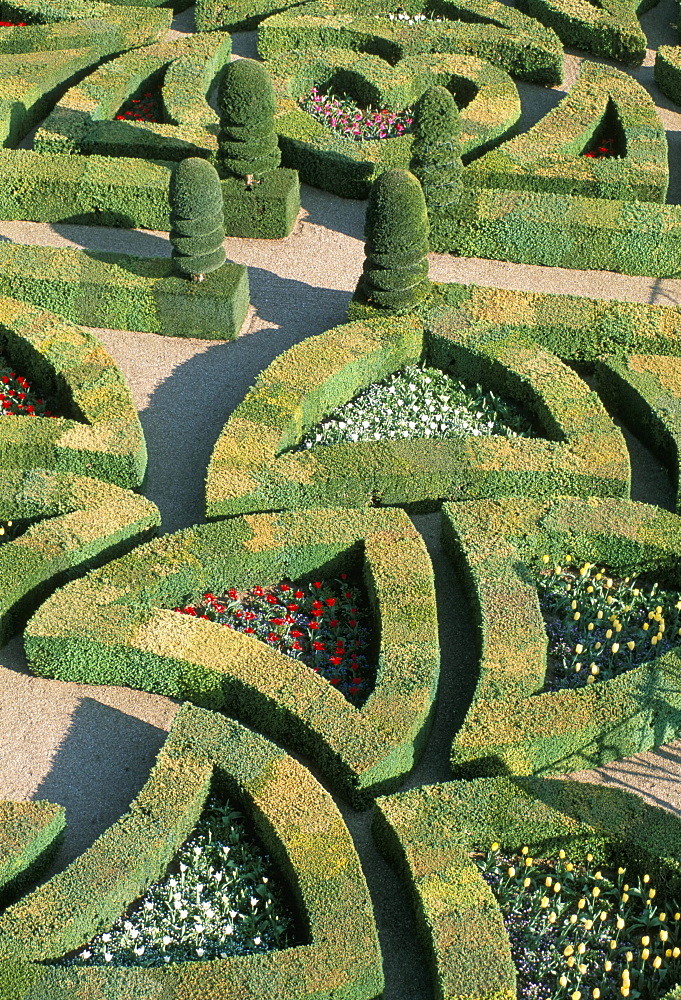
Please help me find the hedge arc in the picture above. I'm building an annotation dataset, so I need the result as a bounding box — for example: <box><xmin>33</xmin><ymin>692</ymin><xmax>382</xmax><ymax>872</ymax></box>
<box><xmin>23</xmin><ymin>507</ymin><xmax>440</xmax><ymax>808</ymax></box>
<box><xmin>0</xmin><ymin>468</ymin><xmax>160</xmax><ymax>645</ymax></box>
<box><xmin>441</xmin><ymin>495</ymin><xmax>681</xmax><ymax>779</ymax></box>
<box><xmin>515</xmin><ymin>0</ymin><xmax>652</xmax><ymax>64</ymax></box>
<box><xmin>0</xmin><ymin>703</ymin><xmax>384</xmax><ymax>1000</ymax></box>
<box><xmin>205</xmin><ymin>309</ymin><xmax>629</xmax><ymax>519</ymax></box>
<box><xmin>372</xmin><ymin>775</ymin><xmax>681</xmax><ymax>1000</ymax></box>
<box><xmin>0</xmin><ymin>297</ymin><xmax>146</xmax><ymax>487</ymax></box>
<box><xmin>0</xmin><ymin>801</ymin><xmax>65</xmax><ymax>909</ymax></box>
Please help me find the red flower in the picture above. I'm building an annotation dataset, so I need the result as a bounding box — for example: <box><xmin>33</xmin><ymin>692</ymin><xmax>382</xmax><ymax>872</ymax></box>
<box><xmin>228</xmin><ymin>589</ymin><xmax>238</xmax><ymax>599</ymax></box>
<box><xmin>325</xmin><ymin>598</ymin><xmax>336</xmax><ymax>607</ymax></box>
<box><xmin>309</xmin><ymin>622</ymin><xmax>319</xmax><ymax>630</ymax></box>
<box><xmin>269</xmin><ymin>618</ymin><xmax>285</xmax><ymax>626</ymax></box>
<box><xmin>329</xmin><ymin>619</ymin><xmax>338</xmax><ymax>627</ymax></box>
<box><xmin>266</xmin><ymin>594</ymin><xmax>278</xmax><ymax>604</ymax></box>
<box><xmin>345</xmin><ymin>592</ymin><xmax>352</xmax><ymax>599</ymax></box>
<box><xmin>253</xmin><ymin>586</ymin><xmax>264</xmax><ymax>596</ymax></box>
<box><xmin>294</xmin><ymin>590</ymin><xmax>304</xmax><ymax>598</ymax></box>
<box><xmin>290</xmin><ymin>629</ymin><xmax>303</xmax><ymax>637</ymax></box>
<box><xmin>313</xmin><ymin>581</ymin><xmax>322</xmax><ymax>588</ymax></box>
<box><xmin>330</xmin><ymin>678</ymin><xmax>340</xmax><ymax>685</ymax></box>
<box><xmin>349</xmin><ymin>620</ymin><xmax>356</xmax><ymax>626</ymax></box>
<box><xmin>267</xmin><ymin>632</ymin><xmax>278</xmax><ymax>642</ymax></box>
<box><xmin>341</xmin><ymin>573</ymin><xmax>347</xmax><ymax>580</ymax></box>
<box><xmin>349</xmin><ymin>685</ymin><xmax>360</xmax><ymax>695</ymax></box>
<box><xmin>287</xmin><ymin>603</ymin><xmax>298</xmax><ymax>611</ymax></box>
<box><xmin>244</xmin><ymin>626</ymin><xmax>254</xmax><ymax>633</ymax></box>
<box><xmin>329</xmin><ymin>656</ymin><xmax>343</xmax><ymax>665</ymax></box>
<box><xmin>279</xmin><ymin>584</ymin><xmax>290</xmax><ymax>592</ymax></box>
<box><xmin>291</xmin><ymin>641</ymin><xmax>302</xmax><ymax>650</ymax></box>
<box><xmin>312</xmin><ymin>642</ymin><xmax>326</xmax><ymax>651</ymax></box>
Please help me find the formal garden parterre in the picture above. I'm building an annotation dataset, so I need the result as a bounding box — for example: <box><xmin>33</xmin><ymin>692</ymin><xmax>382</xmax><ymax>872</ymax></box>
<box><xmin>5</xmin><ymin>0</ymin><xmax>681</xmax><ymax>996</ymax></box>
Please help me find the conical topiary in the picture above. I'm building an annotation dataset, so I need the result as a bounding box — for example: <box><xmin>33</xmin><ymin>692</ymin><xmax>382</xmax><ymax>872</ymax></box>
<box><xmin>216</xmin><ymin>59</ymin><xmax>281</xmax><ymax>182</ymax></box>
<box><xmin>169</xmin><ymin>157</ymin><xmax>226</xmax><ymax>281</ymax></box>
<box><xmin>359</xmin><ymin>168</ymin><xmax>431</xmax><ymax>310</ymax></box>
<box><xmin>410</xmin><ymin>86</ymin><xmax>463</xmax><ymax>212</ymax></box>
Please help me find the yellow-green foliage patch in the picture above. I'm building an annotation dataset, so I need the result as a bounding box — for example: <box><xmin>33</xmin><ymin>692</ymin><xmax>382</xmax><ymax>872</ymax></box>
<box><xmin>0</xmin><ymin>801</ymin><xmax>65</xmax><ymax>906</ymax></box>
<box><xmin>441</xmin><ymin>495</ymin><xmax>681</xmax><ymax>779</ymax></box>
<box><xmin>0</xmin><ymin>468</ymin><xmax>160</xmax><ymax>644</ymax></box>
<box><xmin>515</xmin><ymin>0</ymin><xmax>652</xmax><ymax>63</ymax></box>
<box><xmin>24</xmin><ymin>507</ymin><xmax>439</xmax><ymax>808</ymax></box>
<box><xmin>0</xmin><ymin>703</ymin><xmax>383</xmax><ymax>999</ymax></box>
<box><xmin>0</xmin><ymin>296</ymin><xmax>146</xmax><ymax>486</ymax></box>
<box><xmin>205</xmin><ymin>311</ymin><xmax>628</xmax><ymax>519</ymax></box>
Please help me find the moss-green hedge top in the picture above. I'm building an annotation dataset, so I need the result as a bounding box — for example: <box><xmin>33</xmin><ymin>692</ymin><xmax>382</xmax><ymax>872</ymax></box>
<box><xmin>34</xmin><ymin>32</ymin><xmax>231</xmax><ymax>160</ymax></box>
<box><xmin>0</xmin><ymin>703</ymin><xmax>384</xmax><ymax>1000</ymax></box>
<box><xmin>24</xmin><ymin>506</ymin><xmax>440</xmax><ymax>808</ymax></box>
<box><xmin>0</xmin><ymin>0</ymin><xmax>171</xmax><ymax>49</ymax></box>
<box><xmin>266</xmin><ymin>46</ymin><xmax>519</xmax><ymax>198</ymax></box>
<box><xmin>256</xmin><ymin>0</ymin><xmax>563</xmax><ymax>87</ymax></box>
<box><xmin>515</xmin><ymin>0</ymin><xmax>653</xmax><ymax>64</ymax></box>
<box><xmin>205</xmin><ymin>309</ymin><xmax>628</xmax><ymax>518</ymax></box>
<box><xmin>0</xmin><ymin>297</ymin><xmax>146</xmax><ymax>487</ymax></box>
<box><xmin>467</xmin><ymin>60</ymin><xmax>668</xmax><ymax>202</ymax></box>
<box><xmin>441</xmin><ymin>495</ymin><xmax>681</xmax><ymax>780</ymax></box>
<box><xmin>0</xmin><ymin>801</ymin><xmax>65</xmax><ymax>903</ymax></box>
<box><xmin>373</xmin><ymin>774</ymin><xmax>681</xmax><ymax>1000</ymax></box>
<box><xmin>0</xmin><ymin>467</ymin><xmax>160</xmax><ymax>645</ymax></box>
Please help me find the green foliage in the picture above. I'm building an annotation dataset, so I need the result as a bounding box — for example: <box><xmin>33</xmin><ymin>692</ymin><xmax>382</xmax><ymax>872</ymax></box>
<box><xmin>217</xmin><ymin>59</ymin><xmax>281</xmax><ymax>179</ymax></box>
<box><xmin>360</xmin><ymin>169</ymin><xmax>431</xmax><ymax>310</ymax></box>
<box><xmin>169</xmin><ymin>157</ymin><xmax>226</xmax><ymax>279</ymax></box>
<box><xmin>410</xmin><ymin>86</ymin><xmax>463</xmax><ymax>212</ymax></box>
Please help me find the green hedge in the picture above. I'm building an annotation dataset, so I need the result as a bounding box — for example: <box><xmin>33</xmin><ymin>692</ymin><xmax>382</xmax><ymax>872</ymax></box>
<box><xmin>267</xmin><ymin>47</ymin><xmax>520</xmax><ymax>199</ymax></box>
<box><xmin>34</xmin><ymin>32</ymin><xmax>232</xmax><ymax>159</ymax></box>
<box><xmin>440</xmin><ymin>495</ymin><xmax>681</xmax><ymax>779</ymax></box>
<box><xmin>594</xmin><ymin>354</ymin><xmax>681</xmax><ymax>513</ymax></box>
<box><xmin>655</xmin><ymin>46</ymin><xmax>681</xmax><ymax>106</ymax></box>
<box><xmin>205</xmin><ymin>310</ymin><xmax>628</xmax><ymax>519</ymax></box>
<box><xmin>467</xmin><ymin>60</ymin><xmax>668</xmax><ymax>202</ymax></box>
<box><xmin>0</xmin><ymin>801</ymin><xmax>65</xmax><ymax>909</ymax></box>
<box><xmin>23</xmin><ymin>507</ymin><xmax>440</xmax><ymax>809</ymax></box>
<box><xmin>515</xmin><ymin>0</ymin><xmax>654</xmax><ymax>63</ymax></box>
<box><xmin>0</xmin><ymin>296</ymin><xmax>146</xmax><ymax>487</ymax></box>
<box><xmin>0</xmin><ymin>468</ymin><xmax>160</xmax><ymax>644</ymax></box>
<box><xmin>0</xmin><ymin>703</ymin><xmax>384</xmax><ymax>998</ymax></box>
<box><xmin>373</xmin><ymin>775</ymin><xmax>681</xmax><ymax>1000</ymax></box>
<box><xmin>0</xmin><ymin>243</ymin><xmax>250</xmax><ymax>339</ymax></box>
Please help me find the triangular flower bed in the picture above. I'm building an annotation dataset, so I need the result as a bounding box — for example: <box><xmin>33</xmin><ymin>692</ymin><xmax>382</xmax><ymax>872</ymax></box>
<box><xmin>441</xmin><ymin>495</ymin><xmax>681</xmax><ymax>779</ymax></box>
<box><xmin>24</xmin><ymin>506</ymin><xmax>440</xmax><ymax>807</ymax></box>
<box><xmin>0</xmin><ymin>703</ymin><xmax>383</xmax><ymax>999</ymax></box>
<box><xmin>0</xmin><ymin>296</ymin><xmax>146</xmax><ymax>487</ymax></box>
<box><xmin>0</xmin><ymin>467</ymin><xmax>159</xmax><ymax>645</ymax></box>
<box><xmin>205</xmin><ymin>313</ymin><xmax>629</xmax><ymax>519</ymax></box>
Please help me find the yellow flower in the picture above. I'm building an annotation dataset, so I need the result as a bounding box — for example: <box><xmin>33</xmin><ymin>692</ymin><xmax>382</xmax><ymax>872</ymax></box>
<box><xmin>587</xmin><ymin>585</ymin><xmax>594</xmax><ymax>593</ymax></box>
<box><xmin>606</xmin><ymin>629</ymin><xmax>613</xmax><ymax>639</ymax></box>
<box><xmin>566</xmin><ymin>863</ymin><xmax>574</xmax><ymax>872</ymax></box>
<box><xmin>507</xmin><ymin>867</ymin><xmax>516</xmax><ymax>877</ymax></box>
<box><xmin>674</xmin><ymin>946</ymin><xmax>681</xmax><ymax>958</ymax></box>
<box><xmin>523</xmin><ymin>877</ymin><xmax>531</xmax><ymax>888</ymax></box>
<box><xmin>627</xmin><ymin>641</ymin><xmax>635</xmax><ymax>650</ymax></box>
<box><xmin>578</xmin><ymin>898</ymin><xmax>587</xmax><ymax>909</ymax></box>
<box><xmin>618</xmin><ymin>867</ymin><xmax>626</xmax><ymax>874</ymax></box>
<box><xmin>587</xmin><ymin>622</ymin><xmax>594</xmax><ymax>631</ymax></box>
<box><xmin>605</xmin><ymin>960</ymin><xmax>612</xmax><ymax>972</ymax></box>
<box><xmin>521</xmin><ymin>846</ymin><xmax>529</xmax><ymax>855</ymax></box>
<box><xmin>659</xmin><ymin>912</ymin><xmax>667</xmax><ymax>922</ymax></box>
<box><xmin>653</xmin><ymin>956</ymin><xmax>662</xmax><ymax>969</ymax></box>
<box><xmin>610</xmin><ymin>940</ymin><xmax>617</xmax><ymax>950</ymax></box>
<box><xmin>540</xmin><ymin>896</ymin><xmax>549</xmax><ymax>908</ymax></box>
<box><xmin>649</xmin><ymin>888</ymin><xmax>656</xmax><ymax>899</ymax></box>
<box><xmin>554</xmin><ymin>882</ymin><xmax>562</xmax><ymax>893</ymax></box>
<box><xmin>571</xmin><ymin>600</ymin><xmax>578</xmax><ymax>610</ymax></box>
<box><xmin>566</xmin><ymin>554</ymin><xmax>572</xmax><ymax>562</ymax></box>
<box><xmin>559</xmin><ymin>849</ymin><xmax>566</xmax><ymax>859</ymax></box>
<box><xmin>642</xmin><ymin>948</ymin><xmax>650</xmax><ymax>961</ymax></box>
<box><xmin>593</xmin><ymin>990</ymin><xmax>601</xmax><ymax>999</ymax></box>
<box><xmin>592</xmin><ymin>886</ymin><xmax>601</xmax><ymax>897</ymax></box>
<box><xmin>597</xmin><ymin>610</ymin><xmax>603</xmax><ymax>619</ymax></box>
<box><xmin>611</xmin><ymin>643</ymin><xmax>620</xmax><ymax>653</ymax></box>
<box><xmin>594</xmin><ymin>642</ymin><xmax>602</xmax><ymax>650</ymax></box>
<box><xmin>591</xmin><ymin>664</ymin><xmax>599</xmax><ymax>675</ymax></box>
<box><xmin>490</xmin><ymin>842</ymin><xmax>499</xmax><ymax>851</ymax></box>
<box><xmin>564</xmin><ymin>945</ymin><xmax>575</xmax><ymax>957</ymax></box>
<box><xmin>660</xmin><ymin>929</ymin><xmax>669</xmax><ymax>943</ymax></box>
<box><xmin>617</xmin><ymin>917</ymin><xmax>625</xmax><ymax>930</ymax></box>
<box><xmin>675</xmin><ymin>913</ymin><xmax>681</xmax><ymax>921</ymax></box>
<box><xmin>625</xmin><ymin>952</ymin><xmax>633</xmax><ymax>963</ymax></box>
<box><xmin>587</xmin><ymin>854</ymin><xmax>594</xmax><ymax>862</ymax></box>
<box><xmin>525</xmin><ymin>857</ymin><xmax>533</xmax><ymax>867</ymax></box>
<box><xmin>572</xmin><ymin>992</ymin><xmax>581</xmax><ymax>1000</ymax></box>
<box><xmin>600</xmin><ymin>911</ymin><xmax>608</xmax><ymax>921</ymax></box>
<box><xmin>622</xmin><ymin>892</ymin><xmax>629</xmax><ymax>902</ymax></box>
<box><xmin>621</xmin><ymin>990</ymin><xmax>629</xmax><ymax>998</ymax></box>
<box><xmin>667</xmin><ymin>949</ymin><xmax>672</xmax><ymax>958</ymax></box>
<box><xmin>643</xmin><ymin>622</ymin><xmax>650</xmax><ymax>631</ymax></box>
<box><xmin>545</xmin><ymin>876</ymin><xmax>553</xmax><ymax>887</ymax></box>
<box><xmin>643</xmin><ymin>874</ymin><xmax>650</xmax><ymax>883</ymax></box>
<box><xmin>575</xmin><ymin>644</ymin><xmax>584</xmax><ymax>654</ymax></box>
<box><xmin>555</xmin><ymin>565</ymin><xmax>562</xmax><ymax>574</ymax></box>
<box><xmin>594</xmin><ymin>871</ymin><xmax>602</xmax><ymax>879</ymax></box>
<box><xmin>584</xmin><ymin>919</ymin><xmax>593</xmax><ymax>930</ymax></box>
<box><xmin>642</xmin><ymin>936</ymin><xmax>650</xmax><ymax>947</ymax></box>
<box><xmin>548</xmin><ymin>911</ymin><xmax>557</xmax><ymax>923</ymax></box>
<box><xmin>542</xmin><ymin>554</ymin><xmax>550</xmax><ymax>563</ymax></box>
<box><xmin>569</xmin><ymin>914</ymin><xmax>578</xmax><ymax>924</ymax></box>
<box><xmin>651</xmin><ymin>634</ymin><xmax>658</xmax><ymax>645</ymax></box>
<box><xmin>567</xmin><ymin>956</ymin><xmax>576</xmax><ymax>968</ymax></box>
<box><xmin>577</xmin><ymin>943</ymin><xmax>586</xmax><ymax>955</ymax></box>
<box><xmin>560</xmin><ymin>976</ymin><xmax>568</xmax><ymax>988</ymax></box>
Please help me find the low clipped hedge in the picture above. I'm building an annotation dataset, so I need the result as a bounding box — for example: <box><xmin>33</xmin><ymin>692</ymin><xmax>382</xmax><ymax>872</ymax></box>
<box><xmin>467</xmin><ymin>60</ymin><xmax>668</xmax><ymax>202</ymax></box>
<box><xmin>0</xmin><ymin>468</ymin><xmax>160</xmax><ymax>644</ymax></box>
<box><xmin>655</xmin><ymin>46</ymin><xmax>681</xmax><ymax>107</ymax></box>
<box><xmin>441</xmin><ymin>495</ymin><xmax>681</xmax><ymax>779</ymax></box>
<box><xmin>516</xmin><ymin>0</ymin><xmax>653</xmax><ymax>64</ymax></box>
<box><xmin>373</xmin><ymin>774</ymin><xmax>681</xmax><ymax>1000</ymax></box>
<box><xmin>594</xmin><ymin>354</ymin><xmax>681</xmax><ymax>514</ymax></box>
<box><xmin>0</xmin><ymin>801</ymin><xmax>65</xmax><ymax>908</ymax></box>
<box><xmin>34</xmin><ymin>32</ymin><xmax>232</xmax><ymax>159</ymax></box>
<box><xmin>0</xmin><ymin>703</ymin><xmax>384</xmax><ymax>999</ymax></box>
<box><xmin>205</xmin><ymin>310</ymin><xmax>628</xmax><ymax>519</ymax></box>
<box><xmin>0</xmin><ymin>243</ymin><xmax>250</xmax><ymax>339</ymax></box>
<box><xmin>0</xmin><ymin>296</ymin><xmax>146</xmax><ymax>487</ymax></box>
<box><xmin>267</xmin><ymin>47</ymin><xmax>520</xmax><ymax>199</ymax></box>
<box><xmin>24</xmin><ymin>507</ymin><xmax>440</xmax><ymax>809</ymax></box>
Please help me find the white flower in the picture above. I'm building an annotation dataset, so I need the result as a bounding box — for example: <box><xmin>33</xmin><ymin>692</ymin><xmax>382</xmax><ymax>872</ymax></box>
<box><xmin>214</xmin><ymin>872</ymin><xmax>223</xmax><ymax>883</ymax></box>
<box><xmin>194</xmin><ymin>924</ymin><xmax>204</xmax><ymax>934</ymax></box>
<box><xmin>163</xmin><ymin>935</ymin><xmax>172</xmax><ymax>946</ymax></box>
<box><xmin>144</xmin><ymin>901</ymin><xmax>154</xmax><ymax>911</ymax></box>
<box><xmin>80</xmin><ymin>950</ymin><xmax>92</xmax><ymax>960</ymax></box>
<box><xmin>229</xmin><ymin>910</ymin><xmax>238</xmax><ymax>919</ymax></box>
<box><xmin>129</xmin><ymin>929</ymin><xmax>139</xmax><ymax>939</ymax></box>
<box><xmin>180</xmin><ymin>910</ymin><xmax>188</xmax><ymax>920</ymax></box>
<box><xmin>254</xmin><ymin>936</ymin><xmax>262</xmax><ymax>945</ymax></box>
<box><xmin>124</xmin><ymin>921</ymin><xmax>133</xmax><ymax>931</ymax></box>
<box><xmin>164</xmin><ymin>956</ymin><xmax>170</xmax><ymax>963</ymax></box>
<box><xmin>205</xmin><ymin>908</ymin><xmax>215</xmax><ymax>919</ymax></box>
<box><xmin>262</xmin><ymin>877</ymin><xmax>268</xmax><ymax>884</ymax></box>
<box><xmin>102</xmin><ymin>934</ymin><xmax>111</xmax><ymax>943</ymax></box>
<box><xmin>338</xmin><ymin>421</ymin><xmax>346</xmax><ymax>428</ymax></box>
<box><xmin>104</xmin><ymin>952</ymin><xmax>113</xmax><ymax>962</ymax></box>
<box><xmin>169</xmin><ymin>878</ymin><xmax>177</xmax><ymax>887</ymax></box>
<box><xmin>134</xmin><ymin>946</ymin><xmax>145</xmax><ymax>956</ymax></box>
<box><xmin>250</xmin><ymin>897</ymin><xmax>259</xmax><ymax>907</ymax></box>
<box><xmin>174</xmin><ymin>900</ymin><xmax>182</xmax><ymax>910</ymax></box>
<box><xmin>180</xmin><ymin>863</ymin><xmax>188</xmax><ymax>872</ymax></box>
<box><xmin>225</xmin><ymin>924</ymin><xmax>234</xmax><ymax>935</ymax></box>
<box><xmin>196</xmin><ymin>948</ymin><xmax>205</xmax><ymax>957</ymax></box>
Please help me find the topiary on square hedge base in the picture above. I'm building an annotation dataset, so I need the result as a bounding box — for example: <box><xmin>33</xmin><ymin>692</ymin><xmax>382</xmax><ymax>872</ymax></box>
<box><xmin>169</xmin><ymin>157</ymin><xmax>226</xmax><ymax>281</ymax></box>
<box><xmin>217</xmin><ymin>58</ymin><xmax>281</xmax><ymax>182</ymax></box>
<box><xmin>410</xmin><ymin>86</ymin><xmax>463</xmax><ymax>213</ymax></box>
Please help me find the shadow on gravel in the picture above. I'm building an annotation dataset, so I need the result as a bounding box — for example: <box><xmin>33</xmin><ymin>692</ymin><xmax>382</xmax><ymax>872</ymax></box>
<box><xmin>299</xmin><ymin>183</ymin><xmax>367</xmax><ymax>241</ymax></box>
<box><xmin>51</xmin><ymin>223</ymin><xmax>171</xmax><ymax>257</ymax></box>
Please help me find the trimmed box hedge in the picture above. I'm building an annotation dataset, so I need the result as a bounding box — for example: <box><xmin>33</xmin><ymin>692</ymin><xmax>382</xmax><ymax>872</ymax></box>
<box><xmin>441</xmin><ymin>495</ymin><xmax>681</xmax><ymax>779</ymax></box>
<box><xmin>373</xmin><ymin>774</ymin><xmax>681</xmax><ymax>1000</ymax></box>
<box><xmin>515</xmin><ymin>0</ymin><xmax>653</xmax><ymax>64</ymax></box>
<box><xmin>594</xmin><ymin>354</ymin><xmax>681</xmax><ymax>514</ymax></box>
<box><xmin>24</xmin><ymin>506</ymin><xmax>440</xmax><ymax>809</ymax></box>
<box><xmin>205</xmin><ymin>311</ymin><xmax>629</xmax><ymax>519</ymax></box>
<box><xmin>0</xmin><ymin>467</ymin><xmax>160</xmax><ymax>644</ymax></box>
<box><xmin>655</xmin><ymin>45</ymin><xmax>681</xmax><ymax>107</ymax></box>
<box><xmin>467</xmin><ymin>60</ymin><xmax>668</xmax><ymax>203</ymax></box>
<box><xmin>0</xmin><ymin>702</ymin><xmax>383</xmax><ymax>999</ymax></box>
<box><xmin>0</xmin><ymin>243</ymin><xmax>250</xmax><ymax>340</ymax></box>
<box><xmin>267</xmin><ymin>47</ymin><xmax>520</xmax><ymax>199</ymax></box>
<box><xmin>0</xmin><ymin>801</ymin><xmax>65</xmax><ymax>909</ymax></box>
<box><xmin>0</xmin><ymin>296</ymin><xmax>146</xmax><ymax>487</ymax></box>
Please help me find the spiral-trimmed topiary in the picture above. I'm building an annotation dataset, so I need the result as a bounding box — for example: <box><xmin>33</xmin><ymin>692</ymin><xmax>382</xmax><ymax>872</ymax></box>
<box><xmin>169</xmin><ymin>157</ymin><xmax>226</xmax><ymax>280</ymax></box>
<box><xmin>410</xmin><ymin>86</ymin><xmax>463</xmax><ymax>212</ymax></box>
<box><xmin>359</xmin><ymin>168</ymin><xmax>431</xmax><ymax>311</ymax></box>
<box><xmin>216</xmin><ymin>59</ymin><xmax>281</xmax><ymax>181</ymax></box>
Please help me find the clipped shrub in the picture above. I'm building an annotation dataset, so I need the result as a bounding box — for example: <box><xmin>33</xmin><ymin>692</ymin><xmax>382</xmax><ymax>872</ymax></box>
<box><xmin>359</xmin><ymin>168</ymin><xmax>431</xmax><ymax>311</ymax></box>
<box><xmin>216</xmin><ymin>58</ymin><xmax>281</xmax><ymax>181</ymax></box>
<box><xmin>410</xmin><ymin>86</ymin><xmax>463</xmax><ymax>213</ymax></box>
<box><xmin>169</xmin><ymin>157</ymin><xmax>226</xmax><ymax>281</ymax></box>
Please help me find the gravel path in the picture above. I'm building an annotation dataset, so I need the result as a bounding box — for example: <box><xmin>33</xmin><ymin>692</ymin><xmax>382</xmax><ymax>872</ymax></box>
<box><xmin>3</xmin><ymin>6</ymin><xmax>681</xmax><ymax>998</ymax></box>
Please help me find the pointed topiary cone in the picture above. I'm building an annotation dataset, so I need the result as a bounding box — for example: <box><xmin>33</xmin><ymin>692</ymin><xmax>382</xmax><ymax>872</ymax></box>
<box><xmin>360</xmin><ymin>168</ymin><xmax>431</xmax><ymax>310</ymax></box>
<box><xmin>217</xmin><ymin>59</ymin><xmax>281</xmax><ymax>181</ymax></box>
<box><xmin>169</xmin><ymin>157</ymin><xmax>226</xmax><ymax>280</ymax></box>
<box><xmin>410</xmin><ymin>86</ymin><xmax>463</xmax><ymax>212</ymax></box>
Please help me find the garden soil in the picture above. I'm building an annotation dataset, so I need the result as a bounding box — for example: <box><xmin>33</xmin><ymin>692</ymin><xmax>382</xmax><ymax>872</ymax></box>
<box><xmin>3</xmin><ymin>5</ymin><xmax>681</xmax><ymax>998</ymax></box>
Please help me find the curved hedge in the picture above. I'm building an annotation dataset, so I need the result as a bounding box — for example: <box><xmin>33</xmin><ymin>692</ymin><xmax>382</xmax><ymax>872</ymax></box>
<box><xmin>23</xmin><ymin>507</ymin><xmax>440</xmax><ymax>808</ymax></box>
<box><xmin>205</xmin><ymin>310</ymin><xmax>628</xmax><ymax>519</ymax></box>
<box><xmin>0</xmin><ymin>297</ymin><xmax>146</xmax><ymax>486</ymax></box>
<box><xmin>467</xmin><ymin>60</ymin><xmax>668</xmax><ymax>202</ymax></box>
<box><xmin>655</xmin><ymin>45</ymin><xmax>681</xmax><ymax>106</ymax></box>
<box><xmin>0</xmin><ymin>801</ymin><xmax>65</xmax><ymax>909</ymax></box>
<box><xmin>441</xmin><ymin>495</ymin><xmax>681</xmax><ymax>779</ymax></box>
<box><xmin>267</xmin><ymin>46</ymin><xmax>520</xmax><ymax>198</ymax></box>
<box><xmin>373</xmin><ymin>775</ymin><xmax>681</xmax><ymax>1000</ymax></box>
<box><xmin>515</xmin><ymin>0</ymin><xmax>653</xmax><ymax>64</ymax></box>
<box><xmin>0</xmin><ymin>468</ymin><xmax>159</xmax><ymax>644</ymax></box>
<box><xmin>0</xmin><ymin>702</ymin><xmax>383</xmax><ymax>999</ymax></box>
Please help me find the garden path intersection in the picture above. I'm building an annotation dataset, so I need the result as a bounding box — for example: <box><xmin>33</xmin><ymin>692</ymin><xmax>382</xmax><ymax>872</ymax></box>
<box><xmin>4</xmin><ymin>0</ymin><xmax>681</xmax><ymax>998</ymax></box>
